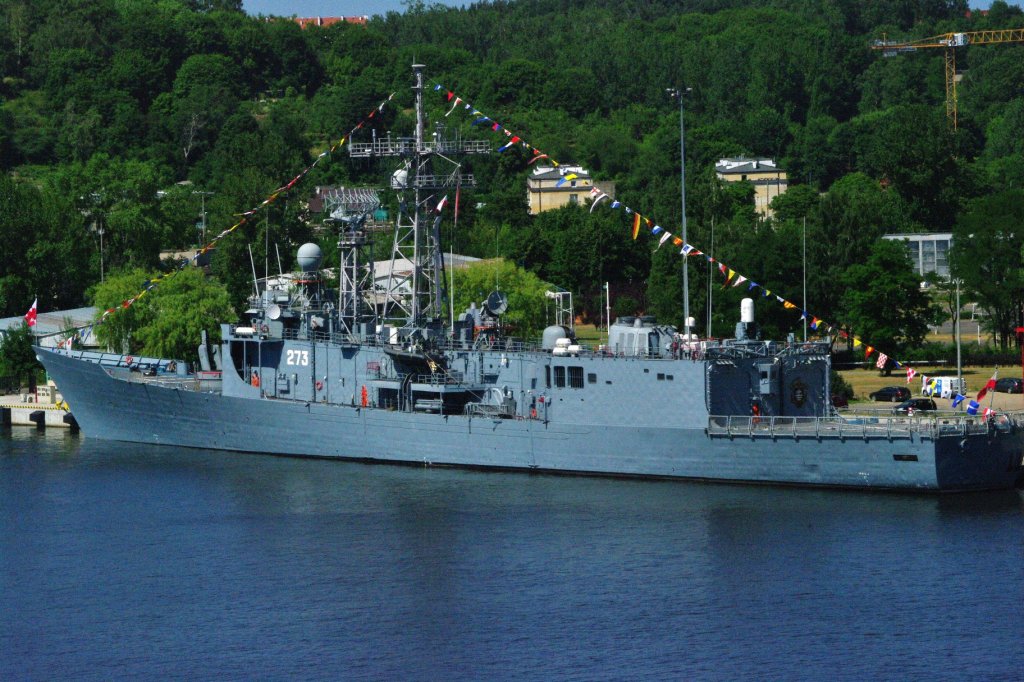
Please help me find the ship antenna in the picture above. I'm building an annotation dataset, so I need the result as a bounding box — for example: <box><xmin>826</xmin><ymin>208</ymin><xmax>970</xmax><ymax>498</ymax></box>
<box><xmin>247</xmin><ymin>244</ymin><xmax>259</xmax><ymax>297</ymax></box>
<box><xmin>276</xmin><ymin>243</ymin><xmax>284</xmax><ymax>277</ymax></box>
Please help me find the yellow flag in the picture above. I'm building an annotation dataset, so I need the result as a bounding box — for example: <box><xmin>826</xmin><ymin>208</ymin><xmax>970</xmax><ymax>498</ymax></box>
<box><xmin>632</xmin><ymin>214</ymin><xmax>642</xmax><ymax>240</ymax></box>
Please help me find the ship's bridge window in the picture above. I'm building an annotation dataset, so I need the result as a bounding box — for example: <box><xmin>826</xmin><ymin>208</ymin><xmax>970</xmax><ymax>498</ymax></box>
<box><xmin>588</xmin><ymin>373</ymin><xmax>597</xmax><ymax>384</ymax></box>
<box><xmin>554</xmin><ymin>366</ymin><xmax>566</xmax><ymax>388</ymax></box>
<box><xmin>545</xmin><ymin>366</ymin><xmax>551</xmax><ymax>388</ymax></box>
<box><xmin>568</xmin><ymin>366</ymin><xmax>584</xmax><ymax>389</ymax></box>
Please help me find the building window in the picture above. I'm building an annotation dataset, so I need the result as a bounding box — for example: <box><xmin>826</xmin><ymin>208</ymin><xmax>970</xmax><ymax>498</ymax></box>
<box><xmin>568</xmin><ymin>194</ymin><xmax>579</xmax><ymax>204</ymax></box>
<box><xmin>568</xmin><ymin>366</ymin><xmax>584</xmax><ymax>389</ymax></box>
<box><xmin>554</xmin><ymin>366</ymin><xmax>566</xmax><ymax>388</ymax></box>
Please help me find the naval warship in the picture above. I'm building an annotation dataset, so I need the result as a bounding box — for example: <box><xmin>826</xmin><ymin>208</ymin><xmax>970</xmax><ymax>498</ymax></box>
<box><xmin>36</xmin><ymin>66</ymin><xmax>1024</xmax><ymax>491</ymax></box>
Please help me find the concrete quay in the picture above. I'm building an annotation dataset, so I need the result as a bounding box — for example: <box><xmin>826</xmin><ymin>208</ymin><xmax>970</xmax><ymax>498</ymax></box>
<box><xmin>0</xmin><ymin>386</ymin><xmax>78</xmax><ymax>430</ymax></box>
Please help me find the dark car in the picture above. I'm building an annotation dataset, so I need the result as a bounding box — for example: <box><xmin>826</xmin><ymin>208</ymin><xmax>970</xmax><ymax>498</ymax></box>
<box><xmin>869</xmin><ymin>386</ymin><xmax>911</xmax><ymax>402</ymax></box>
<box><xmin>994</xmin><ymin>377</ymin><xmax>1024</xmax><ymax>394</ymax></box>
<box><xmin>893</xmin><ymin>398</ymin><xmax>938</xmax><ymax>414</ymax></box>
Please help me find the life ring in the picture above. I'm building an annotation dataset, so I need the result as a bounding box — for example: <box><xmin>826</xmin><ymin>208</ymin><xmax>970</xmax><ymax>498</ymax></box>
<box><xmin>251</xmin><ymin>371</ymin><xmax>260</xmax><ymax>388</ymax></box>
<box><xmin>315</xmin><ymin>380</ymin><xmax>323</xmax><ymax>391</ymax></box>
<box><xmin>530</xmin><ymin>407</ymin><xmax>537</xmax><ymax>419</ymax></box>
<box><xmin>751</xmin><ymin>403</ymin><xmax>761</xmax><ymax>425</ymax></box>
<box><xmin>125</xmin><ymin>355</ymin><xmax>133</xmax><ymax>365</ymax></box>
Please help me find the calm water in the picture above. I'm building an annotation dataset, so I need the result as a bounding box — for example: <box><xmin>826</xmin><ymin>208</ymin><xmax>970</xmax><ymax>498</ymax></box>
<box><xmin>2</xmin><ymin>428</ymin><xmax>1023</xmax><ymax>681</ymax></box>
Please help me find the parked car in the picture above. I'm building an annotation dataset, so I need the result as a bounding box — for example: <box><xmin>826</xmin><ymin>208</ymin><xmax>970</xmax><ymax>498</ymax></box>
<box><xmin>994</xmin><ymin>377</ymin><xmax>1024</xmax><ymax>394</ymax></box>
<box><xmin>893</xmin><ymin>398</ymin><xmax>938</xmax><ymax>414</ymax></box>
<box><xmin>869</xmin><ymin>386</ymin><xmax>911</xmax><ymax>402</ymax></box>
<box><xmin>831</xmin><ymin>394</ymin><xmax>849</xmax><ymax>409</ymax></box>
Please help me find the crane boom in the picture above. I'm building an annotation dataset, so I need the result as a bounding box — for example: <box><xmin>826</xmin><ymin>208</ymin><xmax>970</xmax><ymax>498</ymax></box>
<box><xmin>871</xmin><ymin>29</ymin><xmax>1024</xmax><ymax>129</ymax></box>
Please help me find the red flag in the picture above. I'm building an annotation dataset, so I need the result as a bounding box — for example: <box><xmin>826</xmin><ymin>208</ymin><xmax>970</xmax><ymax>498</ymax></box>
<box><xmin>975</xmin><ymin>371</ymin><xmax>998</xmax><ymax>401</ymax></box>
<box><xmin>24</xmin><ymin>298</ymin><xmax>37</xmax><ymax>327</ymax></box>
<box><xmin>454</xmin><ymin>185</ymin><xmax>460</xmax><ymax>220</ymax></box>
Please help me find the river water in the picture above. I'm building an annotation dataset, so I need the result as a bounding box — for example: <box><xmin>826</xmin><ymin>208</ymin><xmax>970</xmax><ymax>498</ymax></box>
<box><xmin>2</xmin><ymin>427</ymin><xmax>1023</xmax><ymax>680</ymax></box>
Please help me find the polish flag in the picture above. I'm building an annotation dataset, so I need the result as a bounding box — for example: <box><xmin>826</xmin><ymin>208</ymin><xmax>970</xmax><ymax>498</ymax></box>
<box><xmin>436</xmin><ymin>195</ymin><xmax>448</xmax><ymax>213</ymax></box>
<box><xmin>24</xmin><ymin>298</ymin><xmax>37</xmax><ymax>327</ymax></box>
<box><xmin>975</xmin><ymin>371</ymin><xmax>998</xmax><ymax>402</ymax></box>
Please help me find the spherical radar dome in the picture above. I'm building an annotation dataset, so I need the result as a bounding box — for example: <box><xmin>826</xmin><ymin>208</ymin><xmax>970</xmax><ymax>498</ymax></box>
<box><xmin>296</xmin><ymin>243</ymin><xmax>323</xmax><ymax>273</ymax></box>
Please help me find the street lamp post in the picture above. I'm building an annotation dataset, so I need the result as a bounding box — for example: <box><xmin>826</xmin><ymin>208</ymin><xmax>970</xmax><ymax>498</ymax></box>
<box><xmin>953</xmin><ymin>278</ymin><xmax>963</xmax><ymax>388</ymax></box>
<box><xmin>667</xmin><ymin>87</ymin><xmax>692</xmax><ymax>338</ymax></box>
<box><xmin>193</xmin><ymin>190</ymin><xmax>214</xmax><ymax>244</ymax></box>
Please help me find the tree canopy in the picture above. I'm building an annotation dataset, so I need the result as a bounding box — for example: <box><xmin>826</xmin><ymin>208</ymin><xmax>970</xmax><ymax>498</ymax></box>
<box><xmin>1</xmin><ymin>0</ymin><xmax>1023</xmax><ymax>351</ymax></box>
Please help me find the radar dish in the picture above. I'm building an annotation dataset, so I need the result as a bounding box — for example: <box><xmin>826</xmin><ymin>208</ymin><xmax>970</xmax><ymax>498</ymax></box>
<box><xmin>485</xmin><ymin>291</ymin><xmax>509</xmax><ymax>316</ymax></box>
<box><xmin>267</xmin><ymin>304</ymin><xmax>282</xmax><ymax>321</ymax></box>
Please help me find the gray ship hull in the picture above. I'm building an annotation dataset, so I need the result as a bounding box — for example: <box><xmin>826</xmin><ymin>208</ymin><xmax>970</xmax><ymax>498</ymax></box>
<box><xmin>38</xmin><ymin>349</ymin><xmax>1024</xmax><ymax>492</ymax></box>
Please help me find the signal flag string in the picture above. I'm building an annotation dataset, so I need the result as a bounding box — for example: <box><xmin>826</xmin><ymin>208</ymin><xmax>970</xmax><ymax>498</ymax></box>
<box><xmin>53</xmin><ymin>93</ymin><xmax>397</xmax><ymax>348</ymax></box>
<box><xmin>431</xmin><ymin>82</ymin><xmax>992</xmax><ymax>412</ymax></box>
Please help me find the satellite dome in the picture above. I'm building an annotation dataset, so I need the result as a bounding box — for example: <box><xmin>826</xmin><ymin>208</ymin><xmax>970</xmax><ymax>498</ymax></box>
<box><xmin>296</xmin><ymin>243</ymin><xmax>323</xmax><ymax>273</ymax></box>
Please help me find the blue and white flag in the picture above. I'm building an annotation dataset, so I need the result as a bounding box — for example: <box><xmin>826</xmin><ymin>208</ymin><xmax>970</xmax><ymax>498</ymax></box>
<box><xmin>966</xmin><ymin>400</ymin><xmax>980</xmax><ymax>415</ymax></box>
<box><xmin>951</xmin><ymin>393</ymin><xmax>966</xmax><ymax>409</ymax></box>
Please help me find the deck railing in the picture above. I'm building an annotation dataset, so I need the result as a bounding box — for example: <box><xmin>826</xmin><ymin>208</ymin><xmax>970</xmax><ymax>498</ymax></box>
<box><xmin>707</xmin><ymin>411</ymin><xmax>1021</xmax><ymax>440</ymax></box>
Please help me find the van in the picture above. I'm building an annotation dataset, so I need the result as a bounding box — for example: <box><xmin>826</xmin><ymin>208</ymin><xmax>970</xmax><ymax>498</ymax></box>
<box><xmin>922</xmin><ymin>376</ymin><xmax>966</xmax><ymax>398</ymax></box>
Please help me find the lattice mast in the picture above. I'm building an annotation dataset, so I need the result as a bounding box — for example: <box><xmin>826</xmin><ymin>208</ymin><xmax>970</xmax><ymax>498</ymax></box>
<box><xmin>350</xmin><ymin>64</ymin><xmax>488</xmax><ymax>329</ymax></box>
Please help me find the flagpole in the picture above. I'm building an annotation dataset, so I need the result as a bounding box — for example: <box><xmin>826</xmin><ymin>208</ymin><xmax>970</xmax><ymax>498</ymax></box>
<box><xmin>802</xmin><ymin>216</ymin><xmax>807</xmax><ymax>343</ymax></box>
<box><xmin>707</xmin><ymin>216</ymin><xmax>714</xmax><ymax>339</ymax></box>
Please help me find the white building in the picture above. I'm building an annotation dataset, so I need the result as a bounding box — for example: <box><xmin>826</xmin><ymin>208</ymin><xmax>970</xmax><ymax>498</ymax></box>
<box><xmin>883</xmin><ymin>233</ymin><xmax>953</xmax><ymax>279</ymax></box>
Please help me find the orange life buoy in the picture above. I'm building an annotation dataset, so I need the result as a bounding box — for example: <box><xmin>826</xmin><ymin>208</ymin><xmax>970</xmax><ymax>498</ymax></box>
<box><xmin>251</xmin><ymin>371</ymin><xmax>260</xmax><ymax>388</ymax></box>
<box><xmin>315</xmin><ymin>380</ymin><xmax>323</xmax><ymax>391</ymax></box>
<box><xmin>751</xmin><ymin>403</ymin><xmax>761</xmax><ymax>425</ymax></box>
<box><xmin>125</xmin><ymin>355</ymin><xmax>133</xmax><ymax>365</ymax></box>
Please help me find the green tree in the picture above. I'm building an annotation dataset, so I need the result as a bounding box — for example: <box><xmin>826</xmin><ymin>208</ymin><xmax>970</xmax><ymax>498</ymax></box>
<box><xmin>949</xmin><ymin>189</ymin><xmax>1024</xmax><ymax>348</ymax></box>
<box><xmin>452</xmin><ymin>260</ymin><xmax>551</xmax><ymax>339</ymax></box>
<box><xmin>0</xmin><ymin>323</ymin><xmax>41</xmax><ymax>389</ymax></box>
<box><xmin>90</xmin><ymin>267</ymin><xmax>235</xmax><ymax>362</ymax></box>
<box><xmin>839</xmin><ymin>239</ymin><xmax>937</xmax><ymax>357</ymax></box>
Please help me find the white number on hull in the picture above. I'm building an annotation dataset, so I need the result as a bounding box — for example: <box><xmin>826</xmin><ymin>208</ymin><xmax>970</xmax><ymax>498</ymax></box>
<box><xmin>286</xmin><ymin>350</ymin><xmax>309</xmax><ymax>366</ymax></box>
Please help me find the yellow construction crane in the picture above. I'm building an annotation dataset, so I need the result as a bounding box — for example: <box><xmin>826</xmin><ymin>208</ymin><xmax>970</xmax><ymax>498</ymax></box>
<box><xmin>872</xmin><ymin>29</ymin><xmax>1024</xmax><ymax>130</ymax></box>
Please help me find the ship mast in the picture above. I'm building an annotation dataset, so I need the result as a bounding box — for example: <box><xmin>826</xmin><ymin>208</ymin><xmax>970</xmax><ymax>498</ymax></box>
<box><xmin>350</xmin><ymin>64</ymin><xmax>488</xmax><ymax>331</ymax></box>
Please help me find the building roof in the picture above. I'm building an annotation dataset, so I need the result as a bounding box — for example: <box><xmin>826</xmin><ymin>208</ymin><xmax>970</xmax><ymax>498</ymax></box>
<box><xmin>0</xmin><ymin>306</ymin><xmax>100</xmax><ymax>348</ymax></box>
<box><xmin>715</xmin><ymin>157</ymin><xmax>783</xmax><ymax>175</ymax></box>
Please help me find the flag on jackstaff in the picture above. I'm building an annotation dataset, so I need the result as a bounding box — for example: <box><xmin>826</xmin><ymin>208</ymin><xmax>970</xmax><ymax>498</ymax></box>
<box><xmin>876</xmin><ymin>352</ymin><xmax>888</xmax><ymax>370</ymax></box>
<box><xmin>24</xmin><ymin>298</ymin><xmax>37</xmax><ymax>327</ymax></box>
<box><xmin>966</xmin><ymin>400</ymin><xmax>980</xmax><ymax>416</ymax></box>
<box><xmin>951</xmin><ymin>393</ymin><xmax>966</xmax><ymax>409</ymax></box>
<box><xmin>983</xmin><ymin>407</ymin><xmax>996</xmax><ymax>418</ymax></box>
<box><xmin>975</xmin><ymin>370</ymin><xmax>998</xmax><ymax>402</ymax></box>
